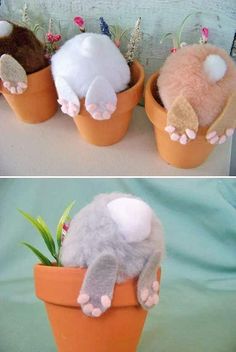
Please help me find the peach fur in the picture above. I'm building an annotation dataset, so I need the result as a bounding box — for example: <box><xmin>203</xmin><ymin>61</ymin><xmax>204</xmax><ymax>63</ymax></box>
<box><xmin>158</xmin><ymin>44</ymin><xmax>236</xmax><ymax>127</ymax></box>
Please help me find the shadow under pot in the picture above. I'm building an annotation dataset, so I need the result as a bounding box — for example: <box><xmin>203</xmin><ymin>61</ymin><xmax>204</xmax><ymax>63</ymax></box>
<box><xmin>73</xmin><ymin>60</ymin><xmax>145</xmax><ymax>146</ymax></box>
<box><xmin>34</xmin><ymin>264</ymin><xmax>161</xmax><ymax>352</ymax></box>
<box><xmin>0</xmin><ymin>65</ymin><xmax>58</xmax><ymax>124</ymax></box>
<box><xmin>145</xmin><ymin>71</ymin><xmax>215</xmax><ymax>169</ymax></box>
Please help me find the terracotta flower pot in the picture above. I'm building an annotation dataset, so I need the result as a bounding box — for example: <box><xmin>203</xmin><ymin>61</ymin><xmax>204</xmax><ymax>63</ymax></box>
<box><xmin>34</xmin><ymin>264</ymin><xmax>161</xmax><ymax>352</ymax></box>
<box><xmin>73</xmin><ymin>60</ymin><xmax>145</xmax><ymax>146</ymax></box>
<box><xmin>0</xmin><ymin>66</ymin><xmax>58</xmax><ymax>124</ymax></box>
<box><xmin>145</xmin><ymin>72</ymin><xmax>215</xmax><ymax>169</ymax></box>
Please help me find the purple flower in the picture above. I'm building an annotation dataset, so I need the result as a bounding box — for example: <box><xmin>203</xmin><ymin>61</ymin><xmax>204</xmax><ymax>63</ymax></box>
<box><xmin>99</xmin><ymin>17</ymin><xmax>111</xmax><ymax>38</ymax></box>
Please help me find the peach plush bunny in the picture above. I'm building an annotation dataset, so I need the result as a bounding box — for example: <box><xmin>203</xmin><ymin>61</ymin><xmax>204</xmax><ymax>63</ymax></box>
<box><xmin>158</xmin><ymin>44</ymin><xmax>236</xmax><ymax>145</ymax></box>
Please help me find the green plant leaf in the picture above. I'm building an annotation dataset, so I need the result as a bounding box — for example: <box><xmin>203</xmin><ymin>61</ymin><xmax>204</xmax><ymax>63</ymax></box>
<box><xmin>177</xmin><ymin>11</ymin><xmax>202</xmax><ymax>47</ymax></box>
<box><xmin>160</xmin><ymin>32</ymin><xmax>174</xmax><ymax>44</ymax></box>
<box><xmin>18</xmin><ymin>209</ymin><xmax>56</xmax><ymax>258</ymax></box>
<box><xmin>56</xmin><ymin>201</ymin><xmax>75</xmax><ymax>250</ymax></box>
<box><xmin>37</xmin><ymin>216</ymin><xmax>56</xmax><ymax>258</ymax></box>
<box><xmin>21</xmin><ymin>242</ymin><xmax>52</xmax><ymax>266</ymax></box>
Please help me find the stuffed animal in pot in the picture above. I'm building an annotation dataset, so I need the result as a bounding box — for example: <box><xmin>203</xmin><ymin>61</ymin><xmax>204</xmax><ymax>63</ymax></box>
<box><xmin>0</xmin><ymin>20</ymin><xmax>47</xmax><ymax>94</ymax></box>
<box><xmin>158</xmin><ymin>44</ymin><xmax>236</xmax><ymax>145</ymax></box>
<box><xmin>60</xmin><ymin>193</ymin><xmax>164</xmax><ymax>318</ymax></box>
<box><xmin>51</xmin><ymin>33</ymin><xmax>130</xmax><ymax>120</ymax></box>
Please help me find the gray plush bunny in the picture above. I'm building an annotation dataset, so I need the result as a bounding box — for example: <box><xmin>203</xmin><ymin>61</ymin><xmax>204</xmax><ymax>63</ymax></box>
<box><xmin>60</xmin><ymin>193</ymin><xmax>165</xmax><ymax>317</ymax></box>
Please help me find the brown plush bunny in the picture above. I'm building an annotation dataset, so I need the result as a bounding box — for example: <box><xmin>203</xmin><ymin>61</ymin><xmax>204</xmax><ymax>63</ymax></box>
<box><xmin>0</xmin><ymin>20</ymin><xmax>47</xmax><ymax>94</ymax></box>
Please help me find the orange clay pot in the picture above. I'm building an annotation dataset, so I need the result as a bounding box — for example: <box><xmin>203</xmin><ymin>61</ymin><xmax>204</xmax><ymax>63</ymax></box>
<box><xmin>34</xmin><ymin>264</ymin><xmax>161</xmax><ymax>352</ymax></box>
<box><xmin>73</xmin><ymin>60</ymin><xmax>145</xmax><ymax>146</ymax></box>
<box><xmin>145</xmin><ymin>72</ymin><xmax>215</xmax><ymax>169</ymax></box>
<box><xmin>0</xmin><ymin>66</ymin><xmax>58</xmax><ymax>124</ymax></box>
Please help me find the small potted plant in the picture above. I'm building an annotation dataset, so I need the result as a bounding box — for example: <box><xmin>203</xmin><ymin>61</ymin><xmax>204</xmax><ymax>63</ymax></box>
<box><xmin>145</xmin><ymin>13</ymin><xmax>236</xmax><ymax>168</ymax></box>
<box><xmin>0</xmin><ymin>6</ymin><xmax>58</xmax><ymax>123</ymax></box>
<box><xmin>19</xmin><ymin>193</ymin><xmax>164</xmax><ymax>352</ymax></box>
<box><xmin>51</xmin><ymin>17</ymin><xmax>144</xmax><ymax>146</ymax></box>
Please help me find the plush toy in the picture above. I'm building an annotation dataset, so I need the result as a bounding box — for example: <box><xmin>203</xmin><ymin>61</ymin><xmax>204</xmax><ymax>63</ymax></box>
<box><xmin>51</xmin><ymin>33</ymin><xmax>131</xmax><ymax>119</ymax></box>
<box><xmin>158</xmin><ymin>44</ymin><xmax>236</xmax><ymax>145</ymax></box>
<box><xmin>0</xmin><ymin>20</ymin><xmax>47</xmax><ymax>94</ymax></box>
<box><xmin>60</xmin><ymin>193</ymin><xmax>165</xmax><ymax>318</ymax></box>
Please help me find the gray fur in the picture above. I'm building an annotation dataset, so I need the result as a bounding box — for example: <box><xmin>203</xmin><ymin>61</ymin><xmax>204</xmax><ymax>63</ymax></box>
<box><xmin>60</xmin><ymin>193</ymin><xmax>165</xmax><ymax>317</ymax></box>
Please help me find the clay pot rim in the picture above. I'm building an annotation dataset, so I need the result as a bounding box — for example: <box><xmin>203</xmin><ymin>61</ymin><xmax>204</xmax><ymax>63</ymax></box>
<box><xmin>145</xmin><ymin>71</ymin><xmax>210</xmax><ymax>136</ymax></box>
<box><xmin>34</xmin><ymin>263</ymin><xmax>161</xmax><ymax>308</ymax></box>
<box><xmin>118</xmin><ymin>60</ymin><xmax>145</xmax><ymax>98</ymax></box>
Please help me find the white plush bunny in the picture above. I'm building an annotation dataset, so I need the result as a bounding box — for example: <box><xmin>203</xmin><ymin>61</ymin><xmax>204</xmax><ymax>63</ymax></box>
<box><xmin>51</xmin><ymin>33</ymin><xmax>130</xmax><ymax>120</ymax></box>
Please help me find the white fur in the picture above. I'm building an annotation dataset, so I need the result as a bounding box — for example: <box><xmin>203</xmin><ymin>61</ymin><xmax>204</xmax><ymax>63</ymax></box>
<box><xmin>107</xmin><ymin>197</ymin><xmax>152</xmax><ymax>243</ymax></box>
<box><xmin>0</xmin><ymin>21</ymin><xmax>13</xmax><ymax>37</ymax></box>
<box><xmin>203</xmin><ymin>54</ymin><xmax>227</xmax><ymax>83</ymax></box>
<box><xmin>51</xmin><ymin>33</ymin><xmax>130</xmax><ymax>99</ymax></box>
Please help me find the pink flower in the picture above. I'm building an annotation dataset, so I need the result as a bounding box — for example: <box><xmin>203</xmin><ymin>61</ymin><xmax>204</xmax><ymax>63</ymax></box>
<box><xmin>201</xmin><ymin>27</ymin><xmax>209</xmax><ymax>42</ymax></box>
<box><xmin>46</xmin><ymin>32</ymin><xmax>62</xmax><ymax>43</ymax></box>
<box><xmin>46</xmin><ymin>32</ymin><xmax>61</xmax><ymax>43</ymax></box>
<box><xmin>53</xmin><ymin>34</ymin><xmax>62</xmax><ymax>42</ymax></box>
<box><xmin>46</xmin><ymin>32</ymin><xmax>54</xmax><ymax>43</ymax></box>
<box><xmin>74</xmin><ymin>16</ymin><xmax>85</xmax><ymax>30</ymax></box>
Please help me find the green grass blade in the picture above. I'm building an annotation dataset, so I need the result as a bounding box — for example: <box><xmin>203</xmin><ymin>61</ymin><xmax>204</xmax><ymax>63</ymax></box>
<box><xmin>37</xmin><ymin>216</ymin><xmax>56</xmax><ymax>257</ymax></box>
<box><xmin>21</xmin><ymin>242</ymin><xmax>52</xmax><ymax>266</ymax></box>
<box><xmin>177</xmin><ymin>11</ymin><xmax>202</xmax><ymax>47</ymax></box>
<box><xmin>18</xmin><ymin>209</ymin><xmax>56</xmax><ymax>257</ymax></box>
<box><xmin>56</xmin><ymin>201</ymin><xmax>75</xmax><ymax>249</ymax></box>
<box><xmin>160</xmin><ymin>32</ymin><xmax>174</xmax><ymax>44</ymax></box>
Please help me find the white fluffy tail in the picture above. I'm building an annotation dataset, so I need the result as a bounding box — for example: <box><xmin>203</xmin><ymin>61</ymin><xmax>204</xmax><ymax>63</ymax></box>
<box><xmin>0</xmin><ymin>21</ymin><xmax>13</xmax><ymax>38</ymax></box>
<box><xmin>203</xmin><ymin>54</ymin><xmax>227</xmax><ymax>83</ymax></box>
<box><xmin>80</xmin><ymin>35</ymin><xmax>102</xmax><ymax>57</ymax></box>
<box><xmin>107</xmin><ymin>197</ymin><xmax>152</xmax><ymax>243</ymax></box>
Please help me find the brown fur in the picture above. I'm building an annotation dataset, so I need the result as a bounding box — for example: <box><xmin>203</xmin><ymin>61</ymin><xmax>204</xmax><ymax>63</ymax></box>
<box><xmin>0</xmin><ymin>22</ymin><xmax>47</xmax><ymax>74</ymax></box>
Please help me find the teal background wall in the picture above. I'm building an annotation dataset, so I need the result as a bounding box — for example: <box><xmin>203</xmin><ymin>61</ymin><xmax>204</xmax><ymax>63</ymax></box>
<box><xmin>1</xmin><ymin>0</ymin><xmax>236</xmax><ymax>75</ymax></box>
<box><xmin>0</xmin><ymin>178</ymin><xmax>236</xmax><ymax>351</ymax></box>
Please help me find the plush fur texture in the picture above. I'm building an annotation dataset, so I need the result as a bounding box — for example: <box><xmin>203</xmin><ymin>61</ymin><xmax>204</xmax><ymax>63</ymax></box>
<box><xmin>60</xmin><ymin>192</ymin><xmax>164</xmax><ymax>283</ymax></box>
<box><xmin>60</xmin><ymin>193</ymin><xmax>164</xmax><ymax>317</ymax></box>
<box><xmin>51</xmin><ymin>33</ymin><xmax>130</xmax><ymax>119</ymax></box>
<box><xmin>158</xmin><ymin>44</ymin><xmax>236</xmax><ymax>127</ymax></box>
<box><xmin>0</xmin><ymin>20</ymin><xmax>47</xmax><ymax>74</ymax></box>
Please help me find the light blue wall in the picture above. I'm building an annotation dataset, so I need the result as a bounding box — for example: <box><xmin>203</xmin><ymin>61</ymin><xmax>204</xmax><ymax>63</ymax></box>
<box><xmin>1</xmin><ymin>0</ymin><xmax>235</xmax><ymax>75</ymax></box>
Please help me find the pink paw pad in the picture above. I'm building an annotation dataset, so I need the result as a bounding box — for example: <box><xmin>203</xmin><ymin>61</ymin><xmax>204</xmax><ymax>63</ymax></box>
<box><xmin>101</xmin><ymin>295</ymin><xmax>111</xmax><ymax>309</ymax></box>
<box><xmin>83</xmin><ymin>303</ymin><xmax>94</xmax><ymax>314</ymax></box>
<box><xmin>145</xmin><ymin>296</ymin><xmax>154</xmax><ymax>307</ymax></box>
<box><xmin>106</xmin><ymin>103</ymin><xmax>116</xmax><ymax>113</ymax></box>
<box><xmin>185</xmin><ymin>129</ymin><xmax>196</xmax><ymax>140</ymax></box>
<box><xmin>218</xmin><ymin>135</ymin><xmax>227</xmax><ymax>144</ymax></box>
<box><xmin>87</xmin><ymin>104</ymin><xmax>97</xmax><ymax>113</ymax></box>
<box><xmin>165</xmin><ymin>125</ymin><xmax>175</xmax><ymax>133</ymax></box>
<box><xmin>209</xmin><ymin>135</ymin><xmax>219</xmax><ymax>144</ymax></box>
<box><xmin>226</xmin><ymin>128</ymin><xmax>234</xmax><ymax>137</ymax></box>
<box><xmin>152</xmin><ymin>281</ymin><xmax>159</xmax><ymax>292</ymax></box>
<box><xmin>92</xmin><ymin>308</ymin><xmax>102</xmax><ymax>317</ymax></box>
<box><xmin>180</xmin><ymin>134</ymin><xmax>188</xmax><ymax>145</ymax></box>
<box><xmin>77</xmin><ymin>293</ymin><xmax>89</xmax><ymax>305</ymax></box>
<box><xmin>141</xmin><ymin>288</ymin><xmax>149</xmax><ymax>302</ymax></box>
<box><xmin>170</xmin><ymin>133</ymin><xmax>180</xmax><ymax>141</ymax></box>
<box><xmin>206</xmin><ymin>131</ymin><xmax>217</xmax><ymax>140</ymax></box>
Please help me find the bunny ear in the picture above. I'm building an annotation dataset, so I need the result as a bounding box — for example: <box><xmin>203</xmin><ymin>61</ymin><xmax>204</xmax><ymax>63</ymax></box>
<box><xmin>107</xmin><ymin>197</ymin><xmax>153</xmax><ymax>243</ymax></box>
<box><xmin>167</xmin><ymin>95</ymin><xmax>199</xmax><ymax>135</ymax></box>
<box><xmin>207</xmin><ymin>93</ymin><xmax>236</xmax><ymax>137</ymax></box>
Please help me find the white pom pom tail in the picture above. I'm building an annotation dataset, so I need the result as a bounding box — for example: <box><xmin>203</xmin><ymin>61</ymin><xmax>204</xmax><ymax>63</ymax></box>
<box><xmin>0</xmin><ymin>21</ymin><xmax>13</xmax><ymax>38</ymax></box>
<box><xmin>107</xmin><ymin>197</ymin><xmax>152</xmax><ymax>243</ymax></box>
<box><xmin>203</xmin><ymin>54</ymin><xmax>227</xmax><ymax>83</ymax></box>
